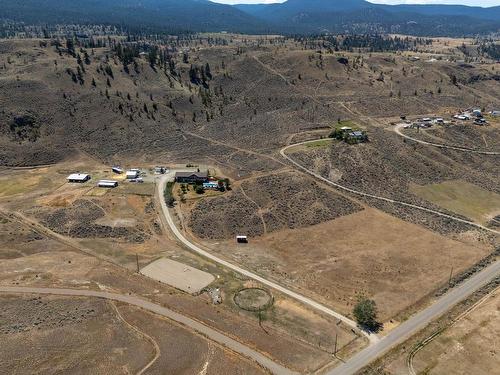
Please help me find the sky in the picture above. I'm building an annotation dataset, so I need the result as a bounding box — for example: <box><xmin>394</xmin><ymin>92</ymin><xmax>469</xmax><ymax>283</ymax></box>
<box><xmin>212</xmin><ymin>0</ymin><xmax>500</xmax><ymax>7</ymax></box>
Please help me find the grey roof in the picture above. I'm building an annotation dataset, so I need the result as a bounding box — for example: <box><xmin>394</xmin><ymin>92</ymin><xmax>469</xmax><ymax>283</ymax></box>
<box><xmin>175</xmin><ymin>171</ymin><xmax>208</xmax><ymax>178</ymax></box>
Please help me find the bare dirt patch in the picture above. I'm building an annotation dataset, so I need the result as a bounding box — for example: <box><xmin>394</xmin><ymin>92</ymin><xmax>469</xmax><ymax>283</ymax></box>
<box><xmin>140</xmin><ymin>258</ymin><xmax>215</xmax><ymax>294</ymax></box>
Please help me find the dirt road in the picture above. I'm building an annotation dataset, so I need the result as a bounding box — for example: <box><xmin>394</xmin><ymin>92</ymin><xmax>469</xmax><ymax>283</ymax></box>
<box><xmin>280</xmin><ymin>139</ymin><xmax>499</xmax><ymax>235</ymax></box>
<box><xmin>0</xmin><ymin>286</ymin><xmax>296</xmax><ymax>375</ymax></box>
<box><xmin>156</xmin><ymin>172</ymin><xmax>378</xmax><ymax>344</ymax></box>
<box><xmin>393</xmin><ymin>123</ymin><xmax>500</xmax><ymax>156</ymax></box>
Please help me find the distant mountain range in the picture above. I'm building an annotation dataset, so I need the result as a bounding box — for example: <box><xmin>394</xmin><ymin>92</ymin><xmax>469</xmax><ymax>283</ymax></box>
<box><xmin>0</xmin><ymin>0</ymin><xmax>499</xmax><ymax>36</ymax></box>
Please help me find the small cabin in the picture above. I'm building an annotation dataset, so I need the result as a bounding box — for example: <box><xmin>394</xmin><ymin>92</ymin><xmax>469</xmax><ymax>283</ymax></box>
<box><xmin>236</xmin><ymin>236</ymin><xmax>248</xmax><ymax>244</ymax></box>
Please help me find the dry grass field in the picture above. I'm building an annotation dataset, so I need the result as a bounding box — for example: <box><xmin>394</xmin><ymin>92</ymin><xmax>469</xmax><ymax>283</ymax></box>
<box><xmin>0</xmin><ymin>295</ymin><xmax>152</xmax><ymax>375</ymax></box>
<box><xmin>410</xmin><ymin>180</ymin><xmax>500</xmax><ymax>225</ymax></box>
<box><xmin>203</xmin><ymin>208</ymin><xmax>491</xmax><ymax>322</ymax></box>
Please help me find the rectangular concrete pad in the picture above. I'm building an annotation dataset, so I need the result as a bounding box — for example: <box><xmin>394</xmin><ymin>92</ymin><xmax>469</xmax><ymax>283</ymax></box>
<box><xmin>140</xmin><ymin>258</ymin><xmax>215</xmax><ymax>294</ymax></box>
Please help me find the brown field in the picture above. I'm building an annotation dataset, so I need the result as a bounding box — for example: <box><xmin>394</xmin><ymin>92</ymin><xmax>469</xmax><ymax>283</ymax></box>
<box><xmin>202</xmin><ymin>208</ymin><xmax>491</xmax><ymax>322</ymax></box>
<box><xmin>402</xmin><ymin>120</ymin><xmax>500</xmax><ymax>151</ymax></box>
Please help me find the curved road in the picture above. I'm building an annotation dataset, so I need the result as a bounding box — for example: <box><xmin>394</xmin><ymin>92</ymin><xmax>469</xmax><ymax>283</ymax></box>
<box><xmin>393</xmin><ymin>123</ymin><xmax>500</xmax><ymax>156</ymax></box>
<box><xmin>157</xmin><ymin>173</ymin><xmax>378</xmax><ymax>344</ymax></box>
<box><xmin>0</xmin><ymin>286</ymin><xmax>296</xmax><ymax>375</ymax></box>
<box><xmin>280</xmin><ymin>139</ymin><xmax>499</xmax><ymax>235</ymax></box>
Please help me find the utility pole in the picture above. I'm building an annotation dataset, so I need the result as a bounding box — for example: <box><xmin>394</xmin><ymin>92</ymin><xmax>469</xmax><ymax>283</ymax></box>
<box><xmin>448</xmin><ymin>266</ymin><xmax>454</xmax><ymax>286</ymax></box>
<box><xmin>136</xmin><ymin>253</ymin><xmax>140</xmax><ymax>273</ymax></box>
<box><xmin>334</xmin><ymin>333</ymin><xmax>338</xmax><ymax>355</ymax></box>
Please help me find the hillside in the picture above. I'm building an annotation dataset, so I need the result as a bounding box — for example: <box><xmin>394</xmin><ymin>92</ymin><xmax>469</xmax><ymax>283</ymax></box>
<box><xmin>1</xmin><ymin>35</ymin><xmax>499</xmax><ymax>168</ymax></box>
<box><xmin>235</xmin><ymin>0</ymin><xmax>500</xmax><ymax>36</ymax></box>
<box><xmin>0</xmin><ymin>0</ymin><xmax>269</xmax><ymax>34</ymax></box>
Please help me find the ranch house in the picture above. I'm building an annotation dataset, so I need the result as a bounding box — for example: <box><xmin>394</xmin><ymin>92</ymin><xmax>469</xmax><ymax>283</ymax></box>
<box><xmin>175</xmin><ymin>171</ymin><xmax>209</xmax><ymax>184</ymax></box>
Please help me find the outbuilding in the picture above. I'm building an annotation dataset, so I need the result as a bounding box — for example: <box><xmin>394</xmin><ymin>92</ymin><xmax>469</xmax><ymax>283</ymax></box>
<box><xmin>126</xmin><ymin>170</ymin><xmax>140</xmax><ymax>179</ymax></box>
<box><xmin>112</xmin><ymin>167</ymin><xmax>124</xmax><ymax>174</ymax></box>
<box><xmin>98</xmin><ymin>180</ymin><xmax>118</xmax><ymax>188</ymax></box>
<box><xmin>236</xmin><ymin>235</ymin><xmax>248</xmax><ymax>244</ymax></box>
<box><xmin>67</xmin><ymin>173</ymin><xmax>91</xmax><ymax>183</ymax></box>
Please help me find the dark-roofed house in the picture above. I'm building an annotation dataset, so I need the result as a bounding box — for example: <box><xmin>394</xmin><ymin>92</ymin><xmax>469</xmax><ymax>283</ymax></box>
<box><xmin>175</xmin><ymin>171</ymin><xmax>209</xmax><ymax>184</ymax></box>
<box><xmin>346</xmin><ymin>130</ymin><xmax>368</xmax><ymax>144</ymax></box>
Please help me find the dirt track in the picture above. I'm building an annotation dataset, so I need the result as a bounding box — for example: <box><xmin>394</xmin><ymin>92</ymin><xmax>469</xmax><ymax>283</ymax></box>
<box><xmin>393</xmin><ymin>123</ymin><xmax>500</xmax><ymax>156</ymax></box>
<box><xmin>280</xmin><ymin>139</ymin><xmax>499</xmax><ymax>235</ymax></box>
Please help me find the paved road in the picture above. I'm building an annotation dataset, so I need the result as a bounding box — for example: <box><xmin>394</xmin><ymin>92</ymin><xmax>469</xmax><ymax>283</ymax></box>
<box><xmin>157</xmin><ymin>172</ymin><xmax>378</xmax><ymax>344</ymax></box>
<box><xmin>393</xmin><ymin>123</ymin><xmax>500</xmax><ymax>156</ymax></box>
<box><xmin>326</xmin><ymin>260</ymin><xmax>500</xmax><ymax>375</ymax></box>
<box><xmin>0</xmin><ymin>286</ymin><xmax>296</xmax><ymax>375</ymax></box>
<box><xmin>280</xmin><ymin>140</ymin><xmax>499</xmax><ymax>235</ymax></box>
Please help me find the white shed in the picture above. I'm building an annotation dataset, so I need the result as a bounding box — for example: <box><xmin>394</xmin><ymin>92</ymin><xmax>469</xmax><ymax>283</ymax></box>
<box><xmin>67</xmin><ymin>173</ymin><xmax>91</xmax><ymax>183</ymax></box>
<box><xmin>98</xmin><ymin>180</ymin><xmax>118</xmax><ymax>188</ymax></box>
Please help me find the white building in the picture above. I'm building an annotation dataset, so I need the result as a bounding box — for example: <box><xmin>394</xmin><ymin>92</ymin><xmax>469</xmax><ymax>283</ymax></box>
<box><xmin>67</xmin><ymin>173</ymin><xmax>91</xmax><ymax>183</ymax></box>
<box><xmin>126</xmin><ymin>170</ymin><xmax>140</xmax><ymax>179</ymax></box>
<box><xmin>98</xmin><ymin>180</ymin><xmax>118</xmax><ymax>188</ymax></box>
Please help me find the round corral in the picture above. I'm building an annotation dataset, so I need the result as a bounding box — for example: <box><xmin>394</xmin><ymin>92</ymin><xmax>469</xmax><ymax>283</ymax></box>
<box><xmin>234</xmin><ymin>288</ymin><xmax>273</xmax><ymax>312</ymax></box>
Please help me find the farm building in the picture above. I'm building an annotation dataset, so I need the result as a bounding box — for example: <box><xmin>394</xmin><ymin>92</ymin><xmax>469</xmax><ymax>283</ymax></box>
<box><xmin>112</xmin><ymin>166</ymin><xmax>124</xmax><ymax>174</ymax></box>
<box><xmin>67</xmin><ymin>173</ymin><xmax>91</xmax><ymax>183</ymax></box>
<box><xmin>175</xmin><ymin>171</ymin><xmax>209</xmax><ymax>184</ymax></box>
<box><xmin>126</xmin><ymin>170</ymin><xmax>140</xmax><ymax>179</ymax></box>
<box><xmin>98</xmin><ymin>180</ymin><xmax>118</xmax><ymax>188</ymax></box>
